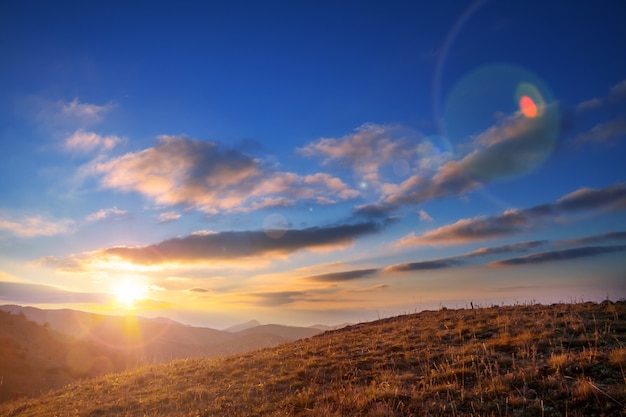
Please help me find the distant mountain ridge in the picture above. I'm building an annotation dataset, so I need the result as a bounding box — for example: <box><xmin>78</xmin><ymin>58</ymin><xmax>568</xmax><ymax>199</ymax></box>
<box><xmin>0</xmin><ymin>305</ymin><xmax>336</xmax><ymax>404</ymax></box>
<box><xmin>0</xmin><ymin>305</ymin><xmax>329</xmax><ymax>363</ymax></box>
<box><xmin>223</xmin><ymin>319</ymin><xmax>261</xmax><ymax>333</ymax></box>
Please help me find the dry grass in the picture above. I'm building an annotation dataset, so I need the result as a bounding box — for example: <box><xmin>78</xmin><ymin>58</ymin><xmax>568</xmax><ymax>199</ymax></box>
<box><xmin>2</xmin><ymin>300</ymin><xmax>625</xmax><ymax>416</ymax></box>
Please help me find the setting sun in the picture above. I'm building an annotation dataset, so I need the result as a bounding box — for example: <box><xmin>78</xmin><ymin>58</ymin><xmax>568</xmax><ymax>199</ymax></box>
<box><xmin>115</xmin><ymin>281</ymin><xmax>146</xmax><ymax>308</ymax></box>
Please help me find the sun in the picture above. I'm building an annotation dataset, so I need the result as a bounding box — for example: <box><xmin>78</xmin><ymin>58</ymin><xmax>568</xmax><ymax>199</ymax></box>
<box><xmin>115</xmin><ymin>280</ymin><xmax>145</xmax><ymax>308</ymax></box>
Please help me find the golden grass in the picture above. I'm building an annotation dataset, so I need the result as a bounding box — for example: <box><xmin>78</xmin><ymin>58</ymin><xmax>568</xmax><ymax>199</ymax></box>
<box><xmin>2</xmin><ymin>300</ymin><xmax>625</xmax><ymax>416</ymax></box>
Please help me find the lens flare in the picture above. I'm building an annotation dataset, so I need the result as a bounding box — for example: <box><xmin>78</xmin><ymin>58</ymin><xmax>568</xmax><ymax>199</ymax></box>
<box><xmin>443</xmin><ymin>64</ymin><xmax>559</xmax><ymax>182</ymax></box>
<box><xmin>263</xmin><ymin>213</ymin><xmax>289</xmax><ymax>239</ymax></box>
<box><xmin>519</xmin><ymin>95</ymin><xmax>537</xmax><ymax>118</ymax></box>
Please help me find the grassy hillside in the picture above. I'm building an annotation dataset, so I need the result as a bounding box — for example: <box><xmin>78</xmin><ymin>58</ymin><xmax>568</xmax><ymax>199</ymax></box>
<box><xmin>0</xmin><ymin>311</ymin><xmax>131</xmax><ymax>403</ymax></box>
<box><xmin>2</xmin><ymin>301</ymin><xmax>625</xmax><ymax>416</ymax></box>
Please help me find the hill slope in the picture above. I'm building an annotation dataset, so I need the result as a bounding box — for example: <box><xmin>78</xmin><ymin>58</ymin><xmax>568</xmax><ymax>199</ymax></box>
<box><xmin>2</xmin><ymin>301</ymin><xmax>625</xmax><ymax>416</ymax></box>
<box><xmin>0</xmin><ymin>311</ymin><xmax>131</xmax><ymax>403</ymax></box>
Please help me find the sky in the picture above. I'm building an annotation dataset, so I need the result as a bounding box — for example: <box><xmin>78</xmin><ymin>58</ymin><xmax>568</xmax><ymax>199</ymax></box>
<box><xmin>1</xmin><ymin>0</ymin><xmax>625</xmax><ymax>328</ymax></box>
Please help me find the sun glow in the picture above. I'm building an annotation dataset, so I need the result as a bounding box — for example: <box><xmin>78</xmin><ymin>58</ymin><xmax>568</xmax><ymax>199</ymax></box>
<box><xmin>115</xmin><ymin>280</ymin><xmax>146</xmax><ymax>308</ymax></box>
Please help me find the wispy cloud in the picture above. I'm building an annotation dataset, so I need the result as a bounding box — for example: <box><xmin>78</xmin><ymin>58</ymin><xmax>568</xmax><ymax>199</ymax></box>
<box><xmin>395</xmin><ymin>210</ymin><xmax>528</xmax><ymax>247</ymax></box>
<box><xmin>576</xmin><ymin>78</ymin><xmax>626</xmax><ymax>112</ymax></box>
<box><xmin>457</xmin><ymin>106</ymin><xmax>559</xmax><ymax>182</ymax></box>
<box><xmin>383</xmin><ymin>258</ymin><xmax>464</xmax><ymax>273</ymax></box>
<box><xmin>465</xmin><ymin>240</ymin><xmax>549</xmax><ymax>257</ymax></box>
<box><xmin>354</xmin><ymin>105</ymin><xmax>559</xmax><ymax>216</ymax></box>
<box><xmin>85</xmin><ymin>207</ymin><xmax>129</xmax><ymax>222</ymax></box>
<box><xmin>37</xmin><ymin>256</ymin><xmax>86</xmax><ymax>272</ymax></box>
<box><xmin>156</xmin><ymin>211</ymin><xmax>182</xmax><ymax>224</ymax></box>
<box><xmin>489</xmin><ymin>245</ymin><xmax>626</xmax><ymax>267</ymax></box>
<box><xmin>0</xmin><ymin>213</ymin><xmax>75</xmax><ymax>237</ymax></box>
<box><xmin>394</xmin><ymin>183</ymin><xmax>626</xmax><ymax>247</ymax></box>
<box><xmin>30</xmin><ymin>97</ymin><xmax>114</xmax><ymax>126</ymax></box>
<box><xmin>302</xmin><ymin>268</ymin><xmax>379</xmax><ymax>282</ymax></box>
<box><xmin>87</xmin><ymin>221</ymin><xmax>385</xmax><ymax>266</ymax></box>
<box><xmin>92</xmin><ymin>135</ymin><xmax>357</xmax><ymax>214</ymax></box>
<box><xmin>65</xmin><ymin>129</ymin><xmax>123</xmax><ymax>153</ymax></box>
<box><xmin>572</xmin><ymin>118</ymin><xmax>626</xmax><ymax>146</ymax></box>
<box><xmin>60</xmin><ymin>98</ymin><xmax>113</xmax><ymax>124</ymax></box>
<box><xmin>382</xmin><ymin>161</ymin><xmax>481</xmax><ymax>209</ymax></box>
<box><xmin>248</xmin><ymin>291</ymin><xmax>309</xmax><ymax>306</ymax></box>
<box><xmin>0</xmin><ymin>281</ymin><xmax>111</xmax><ymax>304</ymax></box>
<box><xmin>418</xmin><ymin>210</ymin><xmax>434</xmax><ymax>222</ymax></box>
<box><xmin>299</xmin><ymin>123</ymin><xmax>431</xmax><ymax>189</ymax></box>
<box><xmin>555</xmin><ymin>230</ymin><xmax>626</xmax><ymax>246</ymax></box>
<box><xmin>384</xmin><ymin>240</ymin><xmax>549</xmax><ymax>274</ymax></box>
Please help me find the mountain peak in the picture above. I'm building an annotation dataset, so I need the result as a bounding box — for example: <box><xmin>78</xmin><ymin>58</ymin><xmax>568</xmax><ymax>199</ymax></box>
<box><xmin>223</xmin><ymin>320</ymin><xmax>261</xmax><ymax>333</ymax></box>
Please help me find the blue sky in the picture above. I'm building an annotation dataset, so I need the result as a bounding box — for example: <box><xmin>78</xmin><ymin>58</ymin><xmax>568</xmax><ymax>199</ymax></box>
<box><xmin>1</xmin><ymin>0</ymin><xmax>625</xmax><ymax>327</ymax></box>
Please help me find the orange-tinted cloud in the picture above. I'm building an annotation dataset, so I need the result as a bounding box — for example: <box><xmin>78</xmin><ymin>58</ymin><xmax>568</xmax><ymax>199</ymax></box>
<box><xmin>93</xmin><ymin>135</ymin><xmax>357</xmax><ymax>214</ymax></box>
<box><xmin>299</xmin><ymin>123</ymin><xmax>430</xmax><ymax>188</ymax></box>
<box><xmin>65</xmin><ymin>129</ymin><xmax>123</xmax><ymax>153</ymax></box>
<box><xmin>395</xmin><ymin>210</ymin><xmax>528</xmax><ymax>247</ymax></box>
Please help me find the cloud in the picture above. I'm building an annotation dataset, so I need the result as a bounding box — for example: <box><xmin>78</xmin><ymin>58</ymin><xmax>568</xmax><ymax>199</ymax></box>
<box><xmin>418</xmin><ymin>210</ymin><xmax>433</xmax><ymax>222</ymax></box>
<box><xmin>572</xmin><ymin>118</ymin><xmax>626</xmax><ymax>145</ymax></box>
<box><xmin>249</xmin><ymin>291</ymin><xmax>308</xmax><ymax>306</ymax></box>
<box><xmin>576</xmin><ymin>78</ymin><xmax>626</xmax><ymax>111</ymax></box>
<box><xmin>465</xmin><ymin>240</ymin><xmax>549</xmax><ymax>257</ymax></box>
<box><xmin>299</xmin><ymin>123</ymin><xmax>428</xmax><ymax>188</ymax></box>
<box><xmin>458</xmin><ymin>106</ymin><xmax>560</xmax><ymax>182</ymax></box>
<box><xmin>37</xmin><ymin>256</ymin><xmax>86</xmax><ymax>272</ymax></box>
<box><xmin>0</xmin><ymin>213</ymin><xmax>75</xmax><ymax>237</ymax></box>
<box><xmin>346</xmin><ymin>284</ymin><xmax>389</xmax><ymax>293</ymax></box>
<box><xmin>355</xmin><ymin>106</ymin><xmax>559</xmax><ymax>215</ymax></box>
<box><xmin>156</xmin><ymin>211</ymin><xmax>181</xmax><ymax>224</ymax></box>
<box><xmin>187</xmin><ymin>287</ymin><xmax>210</xmax><ymax>293</ymax></box>
<box><xmin>92</xmin><ymin>135</ymin><xmax>357</xmax><ymax>214</ymax></box>
<box><xmin>383</xmin><ymin>258</ymin><xmax>463</xmax><ymax>273</ymax></box>
<box><xmin>395</xmin><ymin>210</ymin><xmax>528</xmax><ymax>247</ymax></box>
<box><xmin>555</xmin><ymin>230</ymin><xmax>626</xmax><ymax>246</ymax></box>
<box><xmin>382</xmin><ymin>161</ymin><xmax>481</xmax><ymax>208</ymax></box>
<box><xmin>0</xmin><ymin>281</ymin><xmax>111</xmax><ymax>304</ymax></box>
<box><xmin>302</xmin><ymin>268</ymin><xmax>379</xmax><ymax>282</ymax></box>
<box><xmin>395</xmin><ymin>183</ymin><xmax>626</xmax><ymax>247</ymax></box>
<box><xmin>29</xmin><ymin>97</ymin><xmax>114</xmax><ymax>126</ymax></box>
<box><xmin>60</xmin><ymin>98</ymin><xmax>113</xmax><ymax>124</ymax></box>
<box><xmin>526</xmin><ymin>183</ymin><xmax>626</xmax><ymax>216</ymax></box>
<box><xmin>489</xmin><ymin>245</ymin><xmax>626</xmax><ymax>267</ymax></box>
<box><xmin>65</xmin><ymin>129</ymin><xmax>123</xmax><ymax>153</ymax></box>
<box><xmin>94</xmin><ymin>221</ymin><xmax>384</xmax><ymax>265</ymax></box>
<box><xmin>353</xmin><ymin>203</ymin><xmax>397</xmax><ymax>220</ymax></box>
<box><xmin>382</xmin><ymin>240</ymin><xmax>549</xmax><ymax>274</ymax></box>
<box><xmin>85</xmin><ymin>207</ymin><xmax>129</xmax><ymax>222</ymax></box>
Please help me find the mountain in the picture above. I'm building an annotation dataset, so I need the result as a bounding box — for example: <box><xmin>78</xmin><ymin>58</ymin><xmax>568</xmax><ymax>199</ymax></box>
<box><xmin>0</xmin><ymin>305</ymin><xmax>235</xmax><ymax>363</ymax></box>
<box><xmin>3</xmin><ymin>301</ymin><xmax>624</xmax><ymax>416</ymax></box>
<box><xmin>223</xmin><ymin>320</ymin><xmax>261</xmax><ymax>333</ymax></box>
<box><xmin>0</xmin><ymin>305</ymin><xmax>328</xmax><ymax>365</ymax></box>
<box><xmin>0</xmin><ymin>310</ymin><xmax>131</xmax><ymax>403</ymax></box>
